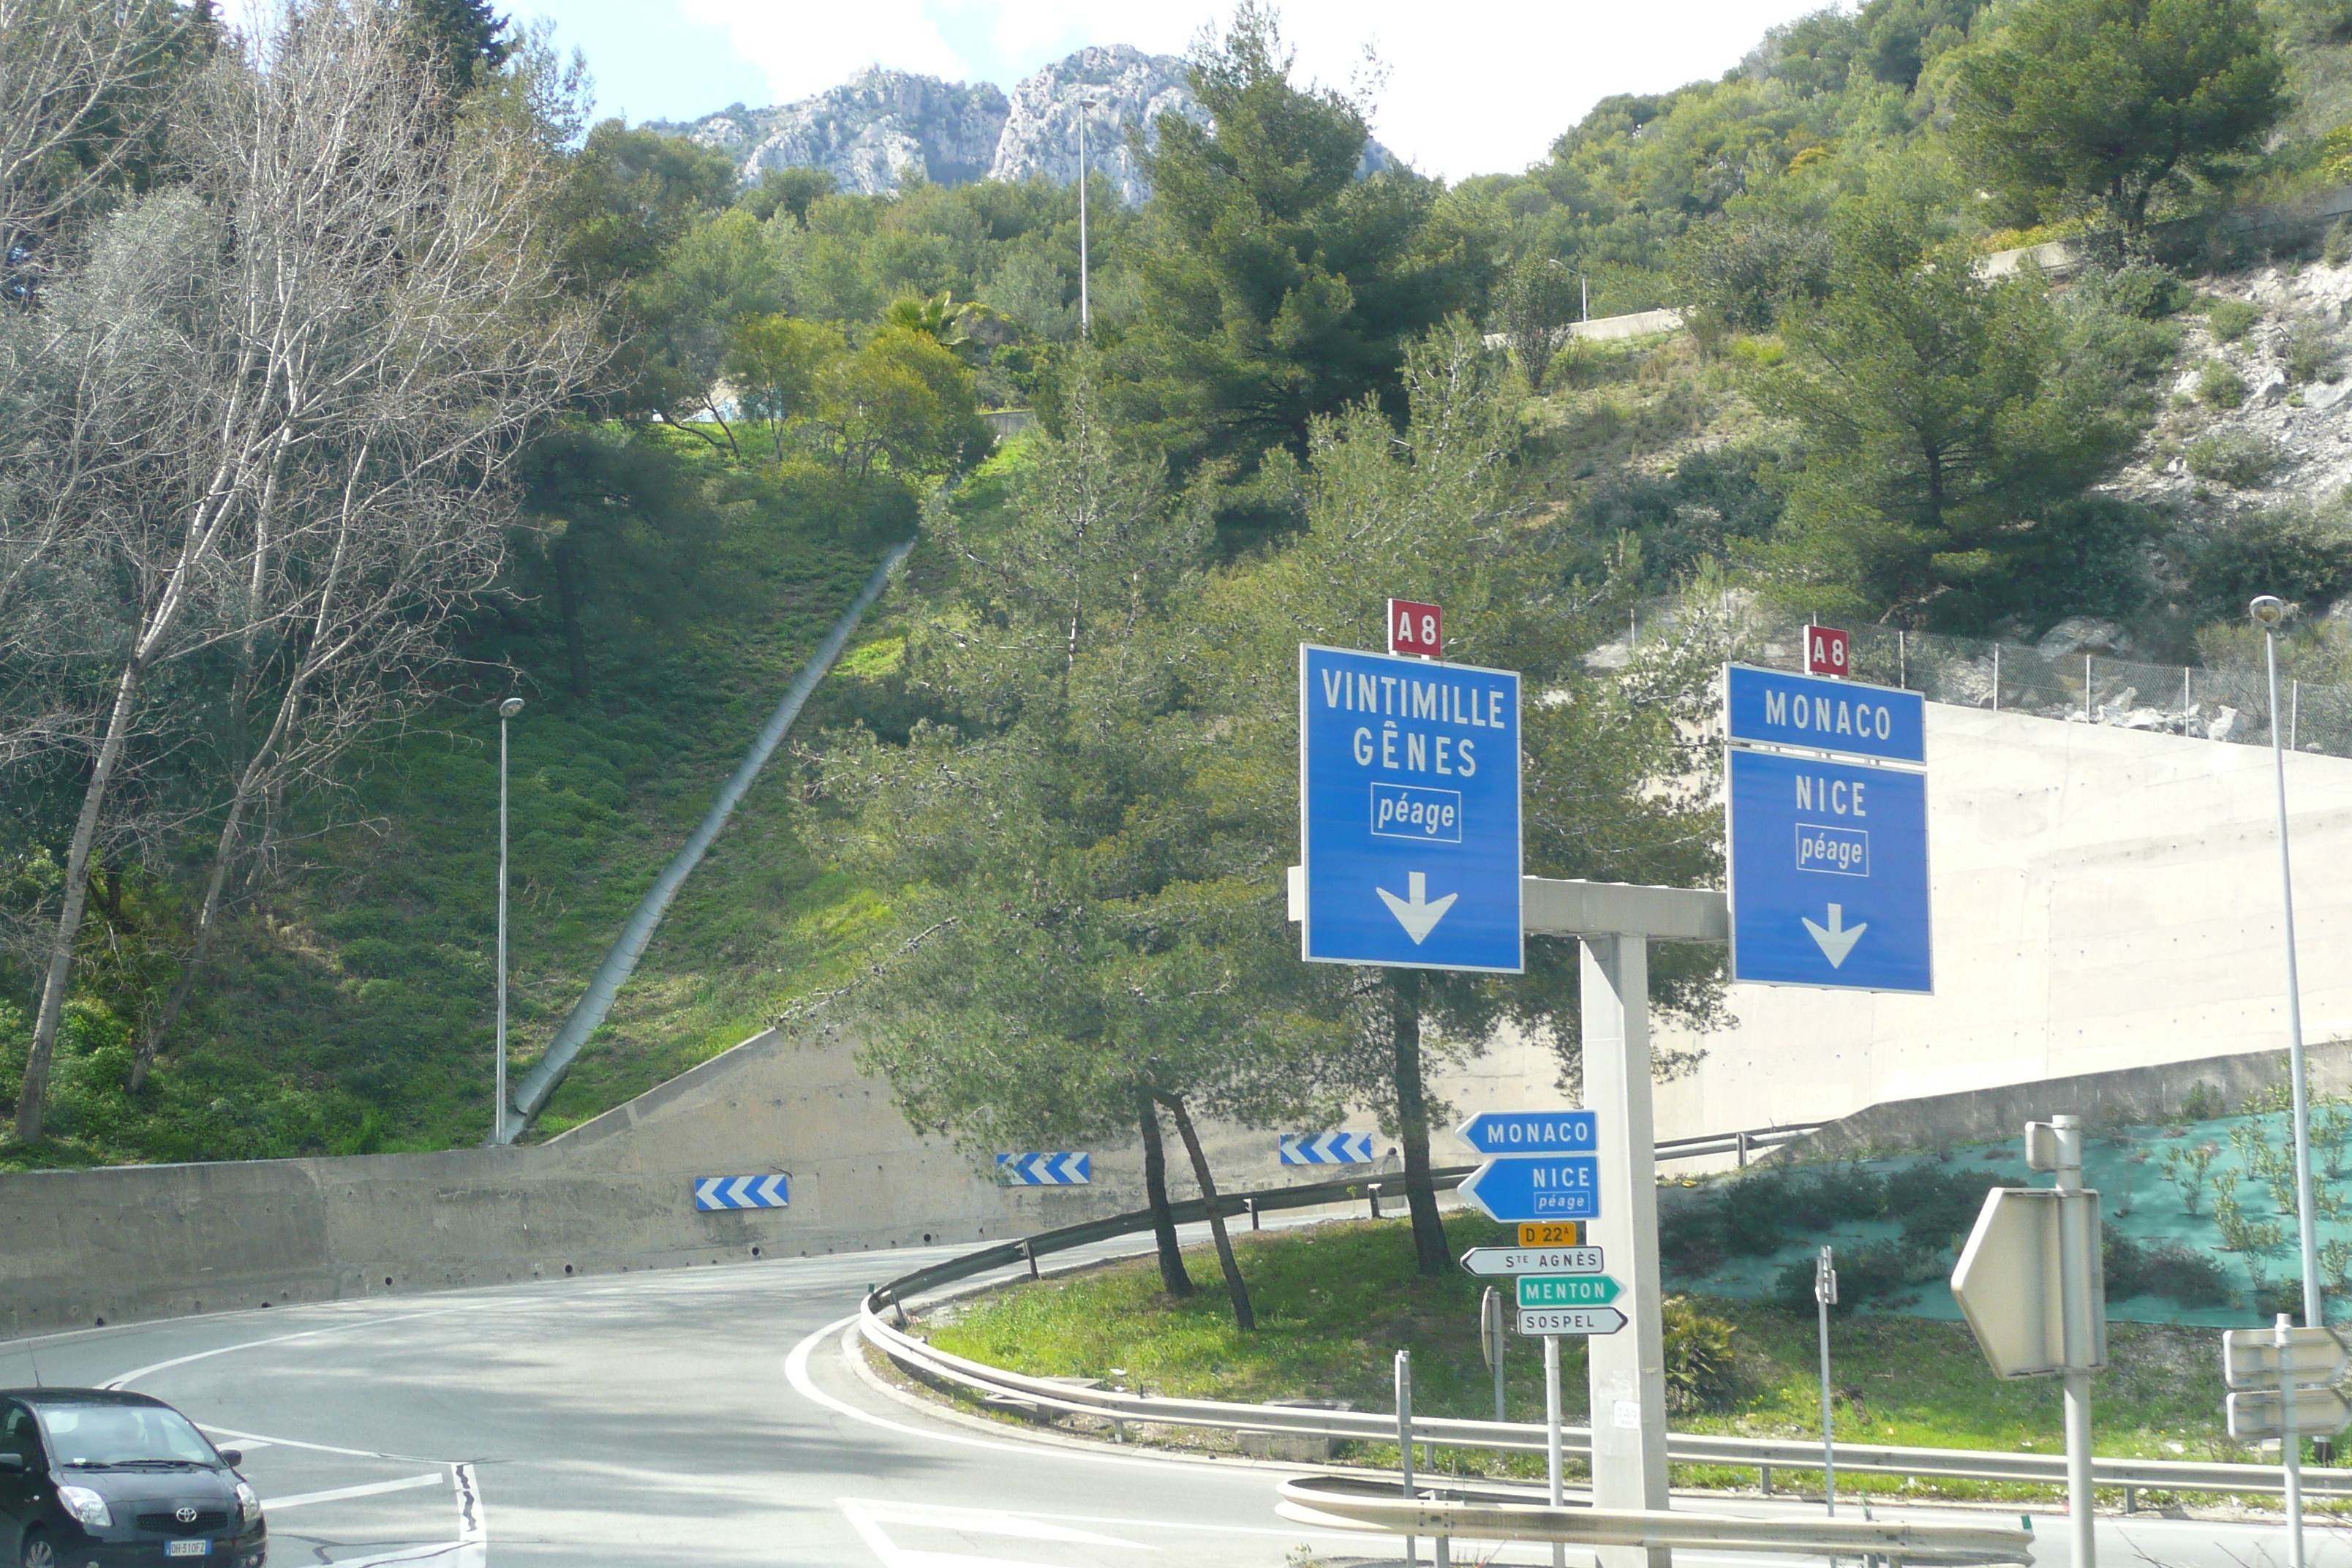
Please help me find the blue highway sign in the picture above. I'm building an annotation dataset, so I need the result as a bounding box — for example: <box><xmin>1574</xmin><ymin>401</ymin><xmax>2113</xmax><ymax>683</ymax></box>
<box><xmin>1726</xmin><ymin>664</ymin><xmax>1926</xmax><ymax>764</ymax></box>
<box><xmin>1727</xmin><ymin>746</ymin><xmax>1931</xmax><ymax>992</ymax></box>
<box><xmin>997</xmin><ymin>1152</ymin><xmax>1092</xmax><ymax>1186</ymax></box>
<box><xmin>1458</xmin><ymin>1154</ymin><xmax>1601</xmax><ymax>1221</ymax></box>
<box><xmin>1281</xmin><ymin>1131</ymin><xmax>1378</xmax><ymax>1165</ymax></box>
<box><xmin>1299</xmin><ymin>644</ymin><xmax>1523</xmax><ymax>973</ymax></box>
<box><xmin>1458</xmin><ymin>1110</ymin><xmax>1599</xmax><ymax>1156</ymax></box>
<box><xmin>694</xmin><ymin>1175</ymin><xmax>790</xmax><ymax>1210</ymax></box>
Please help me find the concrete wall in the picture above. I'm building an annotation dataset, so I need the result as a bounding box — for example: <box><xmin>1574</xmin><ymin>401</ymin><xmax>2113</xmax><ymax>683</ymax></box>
<box><xmin>1767</xmin><ymin>1039</ymin><xmax>2352</xmax><ymax>1166</ymax></box>
<box><xmin>1651</xmin><ymin>704</ymin><xmax>2352</xmax><ymax>1143</ymax></box>
<box><xmin>0</xmin><ymin>1021</ymin><xmax>1572</xmax><ymax>1340</ymax></box>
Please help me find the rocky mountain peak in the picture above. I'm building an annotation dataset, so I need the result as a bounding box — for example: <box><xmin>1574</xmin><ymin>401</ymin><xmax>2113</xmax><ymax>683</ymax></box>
<box><xmin>652</xmin><ymin>47</ymin><xmax>1229</xmax><ymax>205</ymax></box>
<box><xmin>984</xmin><ymin>45</ymin><xmax>1205</xmax><ymax>206</ymax></box>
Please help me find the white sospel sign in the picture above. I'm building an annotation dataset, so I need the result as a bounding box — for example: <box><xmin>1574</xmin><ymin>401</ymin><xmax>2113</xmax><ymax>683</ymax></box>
<box><xmin>1519</xmin><ymin>1305</ymin><xmax>1625</xmax><ymax>1337</ymax></box>
<box><xmin>1459</xmin><ymin>1245</ymin><xmax>1602</xmax><ymax>1277</ymax></box>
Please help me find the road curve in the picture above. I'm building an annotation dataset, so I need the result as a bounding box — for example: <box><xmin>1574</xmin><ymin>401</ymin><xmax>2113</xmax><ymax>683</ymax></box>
<box><xmin>1</xmin><ymin>1223</ymin><xmax>2329</xmax><ymax>1568</ymax></box>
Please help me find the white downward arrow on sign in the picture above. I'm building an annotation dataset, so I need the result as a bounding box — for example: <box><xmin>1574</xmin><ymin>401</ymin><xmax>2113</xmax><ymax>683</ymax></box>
<box><xmin>1803</xmin><ymin>903</ymin><xmax>1867</xmax><ymax>968</ymax></box>
<box><xmin>1378</xmin><ymin>871</ymin><xmax>1458</xmax><ymax>944</ymax></box>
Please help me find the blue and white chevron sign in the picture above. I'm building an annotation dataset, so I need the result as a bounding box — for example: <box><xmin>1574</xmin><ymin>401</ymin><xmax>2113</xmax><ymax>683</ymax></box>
<box><xmin>693</xmin><ymin>1175</ymin><xmax>791</xmax><ymax>1211</ymax></box>
<box><xmin>996</xmin><ymin>1152</ymin><xmax>1091</xmax><ymax>1186</ymax></box>
<box><xmin>1280</xmin><ymin>1131</ymin><xmax>1377</xmax><ymax>1166</ymax></box>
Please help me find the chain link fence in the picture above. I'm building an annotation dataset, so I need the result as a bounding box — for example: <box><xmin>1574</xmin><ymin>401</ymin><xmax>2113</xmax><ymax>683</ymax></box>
<box><xmin>1616</xmin><ymin>602</ymin><xmax>2350</xmax><ymax>759</ymax></box>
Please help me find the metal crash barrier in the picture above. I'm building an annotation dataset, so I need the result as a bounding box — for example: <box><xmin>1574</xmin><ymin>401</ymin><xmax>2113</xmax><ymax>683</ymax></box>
<box><xmin>1275</xmin><ymin>1475</ymin><xmax>2035</xmax><ymax>1567</ymax></box>
<box><xmin>864</xmin><ymin>1174</ymin><xmax>2352</xmax><ymax>1501</ymax></box>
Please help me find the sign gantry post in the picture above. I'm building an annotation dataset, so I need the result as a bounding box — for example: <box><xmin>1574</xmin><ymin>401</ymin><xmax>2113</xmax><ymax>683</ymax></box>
<box><xmin>1293</xmin><ymin>622</ymin><xmax>1748</xmax><ymax>1568</ymax></box>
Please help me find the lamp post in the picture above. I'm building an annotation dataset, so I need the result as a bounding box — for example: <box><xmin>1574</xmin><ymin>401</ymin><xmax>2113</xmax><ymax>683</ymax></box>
<box><xmin>1077</xmin><ymin>96</ymin><xmax>1100</xmax><ymax>335</ymax></box>
<box><xmin>2252</xmin><ymin>595</ymin><xmax>2321</xmax><ymax>1327</ymax></box>
<box><xmin>496</xmin><ymin>696</ymin><xmax>524</xmax><ymax>1145</ymax></box>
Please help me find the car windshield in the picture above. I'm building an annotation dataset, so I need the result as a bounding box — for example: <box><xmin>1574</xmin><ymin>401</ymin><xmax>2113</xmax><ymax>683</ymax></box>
<box><xmin>33</xmin><ymin>1405</ymin><xmax>217</xmax><ymax>1466</ymax></box>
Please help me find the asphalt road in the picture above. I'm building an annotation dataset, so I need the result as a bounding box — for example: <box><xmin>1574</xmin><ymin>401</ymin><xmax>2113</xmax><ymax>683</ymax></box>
<box><xmin>2</xmin><ymin>1222</ymin><xmax>2338</xmax><ymax>1568</ymax></box>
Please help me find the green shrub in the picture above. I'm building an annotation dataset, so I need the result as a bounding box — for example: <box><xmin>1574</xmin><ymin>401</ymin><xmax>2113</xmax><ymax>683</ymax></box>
<box><xmin>2104</xmin><ymin>1230</ymin><xmax>2233</xmax><ymax>1307</ymax></box>
<box><xmin>2185</xmin><ymin>431</ymin><xmax>2277</xmax><ymax>487</ymax></box>
<box><xmin>1661</xmin><ymin>1296</ymin><xmax>1743</xmax><ymax>1413</ymax></box>
<box><xmin>2207</xmin><ymin>298</ymin><xmax>2264</xmax><ymax>342</ymax></box>
<box><xmin>2330</xmin><ymin>219</ymin><xmax>2352</xmax><ymax>268</ymax></box>
<box><xmin>2195</xmin><ymin>358</ymin><xmax>2248</xmax><ymax>408</ymax></box>
<box><xmin>2182</xmin><ymin>1081</ymin><xmax>2228</xmax><ymax>1120</ymax></box>
<box><xmin>2285</xmin><ymin>317</ymin><xmax>2342</xmax><ymax>384</ymax></box>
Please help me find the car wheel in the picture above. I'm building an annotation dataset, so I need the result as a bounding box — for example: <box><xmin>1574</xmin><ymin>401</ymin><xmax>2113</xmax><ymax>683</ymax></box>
<box><xmin>18</xmin><ymin>1530</ymin><xmax>55</xmax><ymax>1568</ymax></box>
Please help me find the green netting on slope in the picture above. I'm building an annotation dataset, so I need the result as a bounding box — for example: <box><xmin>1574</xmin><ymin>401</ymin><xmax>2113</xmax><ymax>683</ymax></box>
<box><xmin>1659</xmin><ymin>1094</ymin><xmax>2352</xmax><ymax>1327</ymax></box>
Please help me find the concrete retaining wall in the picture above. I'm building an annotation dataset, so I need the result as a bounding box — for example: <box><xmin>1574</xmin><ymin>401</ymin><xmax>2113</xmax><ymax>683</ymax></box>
<box><xmin>0</xmin><ymin>1020</ymin><xmax>1575</xmax><ymax>1341</ymax></box>
<box><xmin>1766</xmin><ymin>1039</ymin><xmax>2352</xmax><ymax>1166</ymax></box>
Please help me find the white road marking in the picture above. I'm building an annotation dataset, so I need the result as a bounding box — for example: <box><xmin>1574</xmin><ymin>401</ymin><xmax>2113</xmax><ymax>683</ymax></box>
<box><xmin>840</xmin><ymin>1499</ymin><xmax>1073</xmax><ymax>1568</ymax></box>
<box><xmin>263</xmin><ymin>1472</ymin><xmax>446</xmax><ymax>1512</ymax></box>
<box><xmin>843</xmin><ymin>1497</ymin><xmax>1155</xmax><ymax>1548</ymax></box>
<box><xmin>785</xmin><ymin>1316</ymin><xmax>1214</xmax><ymax>1472</ymax></box>
<box><xmin>104</xmin><ymin>1310</ymin><xmax>451</xmax><ymax>1392</ymax></box>
<box><xmin>452</xmin><ymin>1460</ymin><xmax>486</xmax><ymax>1568</ymax></box>
<box><xmin>199</xmin><ymin>1423</ymin><xmax>410</xmax><ymax>1460</ymax></box>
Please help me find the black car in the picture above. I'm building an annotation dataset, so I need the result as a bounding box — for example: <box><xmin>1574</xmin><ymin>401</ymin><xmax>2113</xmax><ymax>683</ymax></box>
<box><xmin>0</xmin><ymin>1390</ymin><xmax>265</xmax><ymax>1568</ymax></box>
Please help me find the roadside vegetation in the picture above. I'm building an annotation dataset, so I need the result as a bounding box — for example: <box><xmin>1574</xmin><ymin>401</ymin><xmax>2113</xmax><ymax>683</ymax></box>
<box><xmin>924</xmin><ymin>1214</ymin><xmax>2263</xmax><ymax>1501</ymax></box>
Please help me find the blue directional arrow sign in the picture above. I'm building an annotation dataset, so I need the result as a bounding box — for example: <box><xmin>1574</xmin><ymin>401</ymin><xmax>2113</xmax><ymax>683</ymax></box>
<box><xmin>1281</xmin><ymin>1131</ymin><xmax>1378</xmax><ymax>1165</ymax></box>
<box><xmin>1457</xmin><ymin>1111</ymin><xmax>1599</xmax><ymax>1156</ymax></box>
<box><xmin>996</xmin><ymin>1152</ymin><xmax>1092</xmax><ymax>1186</ymax></box>
<box><xmin>1725</xmin><ymin>666</ymin><xmax>1931</xmax><ymax>995</ymax></box>
<box><xmin>693</xmin><ymin>1175</ymin><xmax>790</xmax><ymax>1211</ymax></box>
<box><xmin>1457</xmin><ymin>1154</ymin><xmax>1600</xmax><ymax>1221</ymax></box>
<box><xmin>1299</xmin><ymin>644</ymin><xmax>1522</xmax><ymax>973</ymax></box>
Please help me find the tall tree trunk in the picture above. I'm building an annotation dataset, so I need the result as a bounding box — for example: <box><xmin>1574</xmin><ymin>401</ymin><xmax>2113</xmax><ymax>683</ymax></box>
<box><xmin>18</xmin><ymin>658</ymin><xmax>148</xmax><ymax>1140</ymax></box>
<box><xmin>552</xmin><ymin>532</ymin><xmax>590</xmax><ymax>698</ymax></box>
<box><xmin>1390</xmin><ymin>968</ymin><xmax>1451</xmax><ymax>1275</ymax></box>
<box><xmin>126</xmin><ymin>796</ymin><xmax>247</xmax><ymax>1093</ymax></box>
<box><xmin>1157</xmin><ymin>1090</ymin><xmax>1255</xmax><ymax>1331</ymax></box>
<box><xmin>1138</xmin><ymin>1088</ymin><xmax>1194</xmax><ymax>1298</ymax></box>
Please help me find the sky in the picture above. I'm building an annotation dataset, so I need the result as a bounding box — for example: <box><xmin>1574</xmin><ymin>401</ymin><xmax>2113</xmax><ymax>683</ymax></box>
<box><xmin>502</xmin><ymin>0</ymin><xmax>1838</xmax><ymax>182</ymax></box>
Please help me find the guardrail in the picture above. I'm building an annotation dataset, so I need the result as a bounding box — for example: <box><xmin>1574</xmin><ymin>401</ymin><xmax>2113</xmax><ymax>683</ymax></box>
<box><xmin>1277</xmin><ymin>1475</ymin><xmax>2035</xmax><ymax>1567</ymax></box>
<box><xmin>862</xmin><ymin>1174</ymin><xmax>2352</xmax><ymax>1501</ymax></box>
<box><xmin>1656</xmin><ymin>1124</ymin><xmax>1821</xmax><ymax>1166</ymax></box>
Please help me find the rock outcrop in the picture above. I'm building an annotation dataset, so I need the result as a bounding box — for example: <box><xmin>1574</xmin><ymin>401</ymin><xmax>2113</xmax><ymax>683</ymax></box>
<box><xmin>653</xmin><ymin>45</ymin><xmax>1385</xmax><ymax>204</ymax></box>
<box><xmin>670</xmin><ymin>69</ymin><xmax>1010</xmax><ymax>195</ymax></box>
<box><xmin>655</xmin><ymin>45</ymin><xmax>1201</xmax><ymax>203</ymax></box>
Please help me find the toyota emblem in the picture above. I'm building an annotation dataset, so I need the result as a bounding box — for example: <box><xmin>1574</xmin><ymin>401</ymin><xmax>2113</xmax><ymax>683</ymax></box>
<box><xmin>175</xmin><ymin>1506</ymin><xmax>199</xmax><ymax>1523</ymax></box>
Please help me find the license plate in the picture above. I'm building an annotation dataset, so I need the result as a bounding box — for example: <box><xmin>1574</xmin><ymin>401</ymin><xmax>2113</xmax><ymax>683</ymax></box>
<box><xmin>166</xmin><ymin>1542</ymin><xmax>210</xmax><ymax>1558</ymax></box>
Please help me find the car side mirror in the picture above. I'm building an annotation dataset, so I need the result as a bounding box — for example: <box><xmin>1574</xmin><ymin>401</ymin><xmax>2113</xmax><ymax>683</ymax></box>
<box><xmin>215</xmin><ymin>1450</ymin><xmax>241</xmax><ymax>1469</ymax></box>
<box><xmin>0</xmin><ymin>1453</ymin><xmax>26</xmax><ymax>1471</ymax></box>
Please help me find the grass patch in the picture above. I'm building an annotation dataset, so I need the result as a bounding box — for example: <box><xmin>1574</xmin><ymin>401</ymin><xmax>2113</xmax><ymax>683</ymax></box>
<box><xmin>0</xmin><ymin>430</ymin><xmax>911</xmax><ymax>1168</ymax></box>
<box><xmin>927</xmin><ymin>1213</ymin><xmax>2283</xmax><ymax>1499</ymax></box>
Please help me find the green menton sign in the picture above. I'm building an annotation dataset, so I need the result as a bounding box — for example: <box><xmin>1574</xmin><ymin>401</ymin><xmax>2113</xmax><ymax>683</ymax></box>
<box><xmin>1518</xmin><ymin>1274</ymin><xmax>1623</xmax><ymax>1308</ymax></box>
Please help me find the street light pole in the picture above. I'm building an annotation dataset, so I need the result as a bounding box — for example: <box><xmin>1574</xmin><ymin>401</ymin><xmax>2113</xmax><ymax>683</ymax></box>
<box><xmin>2252</xmin><ymin>595</ymin><xmax>2322</xmax><ymax>1328</ymax></box>
<box><xmin>496</xmin><ymin>696</ymin><xmax>524</xmax><ymax>1145</ymax></box>
<box><xmin>1077</xmin><ymin>97</ymin><xmax>1099</xmax><ymax>336</ymax></box>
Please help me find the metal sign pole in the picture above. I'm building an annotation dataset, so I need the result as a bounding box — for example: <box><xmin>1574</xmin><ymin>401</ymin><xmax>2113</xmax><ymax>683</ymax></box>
<box><xmin>2053</xmin><ymin>1115</ymin><xmax>2097</xmax><ymax>1568</ymax></box>
<box><xmin>1482</xmin><ymin>1287</ymin><xmax>1506</xmax><ymax>1423</ymax></box>
<box><xmin>1816</xmin><ymin>1245</ymin><xmax>1837</xmax><ymax>1515</ymax></box>
<box><xmin>1582</xmin><ymin>932</ymin><xmax>1670</xmax><ymax>1568</ymax></box>
<box><xmin>1397</xmin><ymin>1349</ymin><xmax>1417</xmax><ymax>1568</ymax></box>
<box><xmin>1544</xmin><ymin>1332</ymin><xmax>1565</xmax><ymax>1568</ymax></box>
<box><xmin>2280</xmin><ymin>1313</ymin><xmax>2305</xmax><ymax>1568</ymax></box>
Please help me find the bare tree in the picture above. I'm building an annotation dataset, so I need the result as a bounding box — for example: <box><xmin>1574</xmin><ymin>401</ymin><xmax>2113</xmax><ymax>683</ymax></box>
<box><xmin>0</xmin><ymin>0</ymin><xmax>191</xmax><ymax>293</ymax></box>
<box><xmin>7</xmin><ymin>0</ymin><xmax>592</xmax><ymax>1140</ymax></box>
